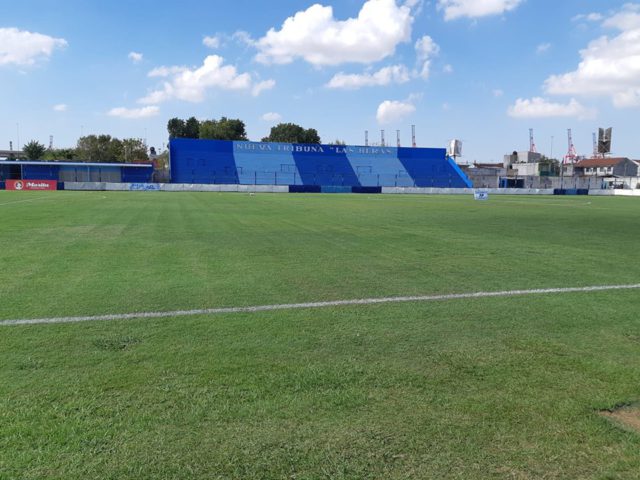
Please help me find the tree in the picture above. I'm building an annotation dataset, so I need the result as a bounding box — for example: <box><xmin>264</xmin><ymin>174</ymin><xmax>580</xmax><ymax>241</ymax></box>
<box><xmin>538</xmin><ymin>155</ymin><xmax>560</xmax><ymax>176</ymax></box>
<box><xmin>76</xmin><ymin>135</ymin><xmax>116</xmax><ymax>162</ymax></box>
<box><xmin>42</xmin><ymin>148</ymin><xmax>76</xmax><ymax>161</ymax></box>
<box><xmin>121</xmin><ymin>138</ymin><xmax>149</xmax><ymax>163</ymax></box>
<box><xmin>167</xmin><ymin>118</ymin><xmax>186</xmax><ymax>139</ymax></box>
<box><xmin>261</xmin><ymin>123</ymin><xmax>321</xmax><ymax>144</ymax></box>
<box><xmin>23</xmin><ymin>140</ymin><xmax>46</xmax><ymax>160</ymax></box>
<box><xmin>184</xmin><ymin>116</ymin><xmax>200</xmax><ymax>139</ymax></box>
<box><xmin>199</xmin><ymin>117</ymin><xmax>248</xmax><ymax>141</ymax></box>
<box><xmin>76</xmin><ymin>135</ymin><xmax>148</xmax><ymax>163</ymax></box>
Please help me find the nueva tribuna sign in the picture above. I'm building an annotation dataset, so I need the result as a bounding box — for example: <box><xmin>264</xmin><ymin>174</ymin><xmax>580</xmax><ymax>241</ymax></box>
<box><xmin>234</xmin><ymin>142</ymin><xmax>396</xmax><ymax>156</ymax></box>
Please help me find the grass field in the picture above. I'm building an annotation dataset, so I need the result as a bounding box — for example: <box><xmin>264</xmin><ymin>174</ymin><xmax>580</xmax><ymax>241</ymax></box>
<box><xmin>1</xmin><ymin>191</ymin><xmax>639</xmax><ymax>479</ymax></box>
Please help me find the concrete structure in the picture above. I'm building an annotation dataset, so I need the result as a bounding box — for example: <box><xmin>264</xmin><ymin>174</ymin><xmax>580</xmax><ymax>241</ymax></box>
<box><xmin>0</xmin><ymin>150</ymin><xmax>24</xmax><ymax>159</ymax></box>
<box><xmin>503</xmin><ymin>151</ymin><xmax>543</xmax><ymax>166</ymax></box>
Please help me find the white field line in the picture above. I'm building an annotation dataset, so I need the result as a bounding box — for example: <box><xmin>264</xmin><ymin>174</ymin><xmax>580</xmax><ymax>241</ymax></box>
<box><xmin>0</xmin><ymin>194</ymin><xmax>60</xmax><ymax>207</ymax></box>
<box><xmin>2</xmin><ymin>284</ymin><xmax>640</xmax><ymax>327</ymax></box>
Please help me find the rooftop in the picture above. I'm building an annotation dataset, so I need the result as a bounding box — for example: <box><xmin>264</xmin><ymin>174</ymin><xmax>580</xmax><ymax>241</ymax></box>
<box><xmin>574</xmin><ymin>157</ymin><xmax>631</xmax><ymax>168</ymax></box>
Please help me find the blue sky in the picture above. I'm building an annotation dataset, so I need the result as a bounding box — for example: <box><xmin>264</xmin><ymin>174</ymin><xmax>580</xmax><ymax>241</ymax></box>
<box><xmin>2</xmin><ymin>0</ymin><xmax>639</xmax><ymax>162</ymax></box>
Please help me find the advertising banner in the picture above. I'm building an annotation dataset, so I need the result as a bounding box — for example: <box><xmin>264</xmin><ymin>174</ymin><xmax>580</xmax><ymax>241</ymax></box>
<box><xmin>5</xmin><ymin>180</ymin><xmax>58</xmax><ymax>191</ymax></box>
<box><xmin>474</xmin><ymin>191</ymin><xmax>489</xmax><ymax>201</ymax></box>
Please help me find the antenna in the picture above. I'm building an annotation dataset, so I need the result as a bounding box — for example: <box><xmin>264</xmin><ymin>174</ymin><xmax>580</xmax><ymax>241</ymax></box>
<box><xmin>381</xmin><ymin>130</ymin><xmax>385</xmax><ymax>147</ymax></box>
<box><xmin>365</xmin><ymin>130</ymin><xmax>369</xmax><ymax>147</ymax></box>
<box><xmin>563</xmin><ymin>129</ymin><xmax>577</xmax><ymax>164</ymax></box>
<box><xmin>529</xmin><ymin>128</ymin><xmax>537</xmax><ymax>153</ymax></box>
<box><xmin>411</xmin><ymin>125</ymin><xmax>416</xmax><ymax>148</ymax></box>
<box><xmin>396</xmin><ymin>130</ymin><xmax>401</xmax><ymax>148</ymax></box>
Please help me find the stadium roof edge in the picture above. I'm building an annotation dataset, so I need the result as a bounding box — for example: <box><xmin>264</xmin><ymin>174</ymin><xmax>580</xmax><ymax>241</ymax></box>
<box><xmin>0</xmin><ymin>160</ymin><xmax>153</xmax><ymax>168</ymax></box>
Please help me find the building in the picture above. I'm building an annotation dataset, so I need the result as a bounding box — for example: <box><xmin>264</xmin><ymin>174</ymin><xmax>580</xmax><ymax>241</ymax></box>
<box><xmin>573</xmin><ymin>157</ymin><xmax>640</xmax><ymax>189</ymax></box>
<box><xmin>169</xmin><ymin>139</ymin><xmax>472</xmax><ymax>188</ymax></box>
<box><xmin>0</xmin><ymin>160</ymin><xmax>153</xmax><ymax>184</ymax></box>
<box><xmin>574</xmin><ymin>157</ymin><xmax>639</xmax><ymax>177</ymax></box>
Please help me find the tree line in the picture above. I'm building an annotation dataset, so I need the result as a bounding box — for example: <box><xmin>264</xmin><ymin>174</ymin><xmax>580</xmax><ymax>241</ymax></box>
<box><xmin>13</xmin><ymin>116</ymin><xmax>331</xmax><ymax>163</ymax></box>
<box><xmin>18</xmin><ymin>136</ymin><xmax>150</xmax><ymax>163</ymax></box>
<box><xmin>168</xmin><ymin>116</ymin><xmax>321</xmax><ymax>144</ymax></box>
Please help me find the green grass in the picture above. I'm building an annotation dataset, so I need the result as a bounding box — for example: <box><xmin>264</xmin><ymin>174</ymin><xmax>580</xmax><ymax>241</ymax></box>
<box><xmin>1</xmin><ymin>191</ymin><xmax>639</xmax><ymax>479</ymax></box>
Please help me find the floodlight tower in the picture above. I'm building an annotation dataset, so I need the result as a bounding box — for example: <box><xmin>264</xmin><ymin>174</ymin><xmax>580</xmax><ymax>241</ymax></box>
<box><xmin>365</xmin><ymin>130</ymin><xmax>369</xmax><ymax>147</ymax></box>
<box><xmin>412</xmin><ymin>125</ymin><xmax>416</xmax><ymax>148</ymax></box>
<box><xmin>563</xmin><ymin>128</ymin><xmax>577</xmax><ymax>164</ymax></box>
<box><xmin>381</xmin><ymin>130</ymin><xmax>385</xmax><ymax>147</ymax></box>
<box><xmin>529</xmin><ymin>128</ymin><xmax>537</xmax><ymax>153</ymax></box>
<box><xmin>592</xmin><ymin>132</ymin><xmax>597</xmax><ymax>157</ymax></box>
<box><xmin>396</xmin><ymin>130</ymin><xmax>401</xmax><ymax>148</ymax></box>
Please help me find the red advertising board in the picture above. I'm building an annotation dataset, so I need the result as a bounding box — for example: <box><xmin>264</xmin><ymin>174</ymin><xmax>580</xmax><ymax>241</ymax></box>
<box><xmin>5</xmin><ymin>180</ymin><xmax>57</xmax><ymax>191</ymax></box>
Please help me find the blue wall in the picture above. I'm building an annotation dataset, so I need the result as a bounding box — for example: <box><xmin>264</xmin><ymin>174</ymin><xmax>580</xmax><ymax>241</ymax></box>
<box><xmin>170</xmin><ymin>139</ymin><xmax>472</xmax><ymax>188</ymax></box>
<box><xmin>0</xmin><ymin>163</ymin><xmax>152</xmax><ymax>183</ymax></box>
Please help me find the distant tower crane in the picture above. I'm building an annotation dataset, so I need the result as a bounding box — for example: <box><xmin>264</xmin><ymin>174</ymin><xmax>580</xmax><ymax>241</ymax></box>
<box><xmin>563</xmin><ymin>129</ymin><xmax>577</xmax><ymax>164</ymax></box>
<box><xmin>529</xmin><ymin>128</ymin><xmax>537</xmax><ymax>153</ymax></box>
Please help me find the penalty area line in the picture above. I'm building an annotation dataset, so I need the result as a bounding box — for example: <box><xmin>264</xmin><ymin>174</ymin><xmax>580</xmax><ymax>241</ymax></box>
<box><xmin>2</xmin><ymin>283</ymin><xmax>640</xmax><ymax>327</ymax></box>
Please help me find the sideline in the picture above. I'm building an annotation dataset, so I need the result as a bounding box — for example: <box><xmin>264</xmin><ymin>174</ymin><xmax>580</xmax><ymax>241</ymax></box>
<box><xmin>2</xmin><ymin>283</ymin><xmax>639</xmax><ymax>327</ymax></box>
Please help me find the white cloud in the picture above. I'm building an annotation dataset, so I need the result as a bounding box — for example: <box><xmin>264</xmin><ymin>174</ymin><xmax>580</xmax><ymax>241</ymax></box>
<box><xmin>544</xmin><ymin>4</ymin><xmax>640</xmax><ymax>108</ymax></box>
<box><xmin>255</xmin><ymin>0</ymin><xmax>413</xmax><ymax>66</ymax></box>
<box><xmin>536</xmin><ymin>43</ymin><xmax>551</xmax><ymax>54</ymax></box>
<box><xmin>493</xmin><ymin>88</ymin><xmax>504</xmax><ymax>97</ymax></box>
<box><xmin>139</xmin><ymin>55</ymin><xmax>274</xmax><ymax>104</ymax></box>
<box><xmin>572</xmin><ymin>12</ymin><xmax>604</xmax><ymax>22</ymax></box>
<box><xmin>376</xmin><ymin>99</ymin><xmax>417</xmax><ymax>124</ymax></box>
<box><xmin>232</xmin><ymin>30</ymin><xmax>255</xmax><ymax>46</ymax></box>
<box><xmin>437</xmin><ymin>0</ymin><xmax>523</xmax><ymax>20</ymax></box>
<box><xmin>252</xmin><ymin>79</ymin><xmax>276</xmax><ymax>97</ymax></box>
<box><xmin>326</xmin><ymin>65</ymin><xmax>410</xmax><ymax>89</ymax></box>
<box><xmin>128</xmin><ymin>51</ymin><xmax>143</xmax><ymax>63</ymax></box>
<box><xmin>203</xmin><ymin>35</ymin><xmax>220</xmax><ymax>49</ymax></box>
<box><xmin>507</xmin><ymin>97</ymin><xmax>595</xmax><ymax>119</ymax></box>
<box><xmin>415</xmin><ymin>35</ymin><xmax>439</xmax><ymax>79</ymax></box>
<box><xmin>108</xmin><ymin>106</ymin><xmax>160</xmax><ymax>119</ymax></box>
<box><xmin>53</xmin><ymin>104</ymin><xmax>67</xmax><ymax>112</ymax></box>
<box><xmin>148</xmin><ymin>65</ymin><xmax>188</xmax><ymax>77</ymax></box>
<box><xmin>0</xmin><ymin>27</ymin><xmax>67</xmax><ymax>66</ymax></box>
<box><xmin>262</xmin><ymin>112</ymin><xmax>282</xmax><ymax>122</ymax></box>
<box><xmin>443</xmin><ymin>64</ymin><xmax>454</xmax><ymax>74</ymax></box>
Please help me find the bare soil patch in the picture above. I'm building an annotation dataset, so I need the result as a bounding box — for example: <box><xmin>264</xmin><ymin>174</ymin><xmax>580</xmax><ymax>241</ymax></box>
<box><xmin>601</xmin><ymin>405</ymin><xmax>640</xmax><ymax>433</ymax></box>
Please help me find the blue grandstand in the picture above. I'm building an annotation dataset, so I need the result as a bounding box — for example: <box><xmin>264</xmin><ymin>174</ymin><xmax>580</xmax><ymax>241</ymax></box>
<box><xmin>169</xmin><ymin>139</ymin><xmax>471</xmax><ymax>189</ymax></box>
